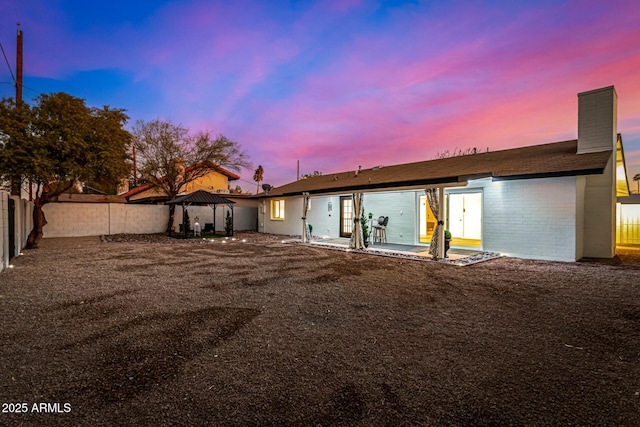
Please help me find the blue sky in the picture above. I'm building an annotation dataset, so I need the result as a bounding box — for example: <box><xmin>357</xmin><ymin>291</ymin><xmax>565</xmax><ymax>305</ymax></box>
<box><xmin>1</xmin><ymin>0</ymin><xmax>639</xmax><ymax>190</ymax></box>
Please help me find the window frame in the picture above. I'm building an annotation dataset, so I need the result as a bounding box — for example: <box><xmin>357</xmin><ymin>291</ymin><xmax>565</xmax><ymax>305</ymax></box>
<box><xmin>270</xmin><ymin>199</ymin><xmax>286</xmax><ymax>220</ymax></box>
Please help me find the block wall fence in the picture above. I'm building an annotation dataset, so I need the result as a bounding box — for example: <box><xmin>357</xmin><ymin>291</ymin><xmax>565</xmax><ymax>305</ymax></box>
<box><xmin>1</xmin><ymin>191</ymin><xmax>34</xmax><ymax>272</ymax></box>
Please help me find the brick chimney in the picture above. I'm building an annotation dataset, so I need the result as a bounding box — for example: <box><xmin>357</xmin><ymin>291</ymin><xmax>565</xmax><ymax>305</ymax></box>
<box><xmin>578</xmin><ymin>85</ymin><xmax>618</xmax><ymax>259</ymax></box>
<box><xmin>577</xmin><ymin>86</ymin><xmax>617</xmax><ymax>154</ymax></box>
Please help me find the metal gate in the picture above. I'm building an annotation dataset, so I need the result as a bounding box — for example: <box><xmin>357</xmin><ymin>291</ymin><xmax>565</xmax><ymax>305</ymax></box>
<box><xmin>618</xmin><ymin>204</ymin><xmax>640</xmax><ymax>246</ymax></box>
<box><xmin>8</xmin><ymin>198</ymin><xmax>15</xmax><ymax>260</ymax></box>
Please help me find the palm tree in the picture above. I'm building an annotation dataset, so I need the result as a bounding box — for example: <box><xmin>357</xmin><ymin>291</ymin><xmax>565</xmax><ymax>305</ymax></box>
<box><xmin>253</xmin><ymin>165</ymin><xmax>264</xmax><ymax>194</ymax></box>
<box><xmin>634</xmin><ymin>173</ymin><xmax>640</xmax><ymax>194</ymax></box>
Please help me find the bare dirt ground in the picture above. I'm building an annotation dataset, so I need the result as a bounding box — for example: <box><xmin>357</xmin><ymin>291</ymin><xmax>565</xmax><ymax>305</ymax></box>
<box><xmin>1</xmin><ymin>233</ymin><xmax>639</xmax><ymax>426</ymax></box>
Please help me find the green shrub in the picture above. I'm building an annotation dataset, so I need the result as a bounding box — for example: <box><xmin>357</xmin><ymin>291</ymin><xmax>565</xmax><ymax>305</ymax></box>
<box><xmin>225</xmin><ymin>210</ymin><xmax>233</xmax><ymax>236</ymax></box>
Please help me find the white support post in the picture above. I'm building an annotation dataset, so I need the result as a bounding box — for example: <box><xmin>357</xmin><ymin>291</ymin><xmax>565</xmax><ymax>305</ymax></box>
<box><xmin>438</xmin><ymin>186</ymin><xmax>445</xmax><ymax>260</ymax></box>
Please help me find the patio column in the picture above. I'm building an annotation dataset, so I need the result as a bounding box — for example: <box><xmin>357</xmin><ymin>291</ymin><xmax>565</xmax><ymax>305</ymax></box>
<box><xmin>426</xmin><ymin>187</ymin><xmax>445</xmax><ymax>260</ymax></box>
<box><xmin>302</xmin><ymin>192</ymin><xmax>310</xmax><ymax>243</ymax></box>
<box><xmin>348</xmin><ymin>192</ymin><xmax>364</xmax><ymax>250</ymax></box>
<box><xmin>438</xmin><ymin>186</ymin><xmax>445</xmax><ymax>259</ymax></box>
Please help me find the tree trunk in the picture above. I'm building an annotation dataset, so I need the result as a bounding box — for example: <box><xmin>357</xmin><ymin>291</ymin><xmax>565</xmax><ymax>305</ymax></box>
<box><xmin>167</xmin><ymin>204</ymin><xmax>176</xmax><ymax>236</ymax></box>
<box><xmin>26</xmin><ymin>203</ymin><xmax>47</xmax><ymax>249</ymax></box>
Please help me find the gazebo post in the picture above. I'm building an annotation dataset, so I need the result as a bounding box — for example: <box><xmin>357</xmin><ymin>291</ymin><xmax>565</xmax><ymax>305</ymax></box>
<box><xmin>231</xmin><ymin>203</ymin><xmax>235</xmax><ymax>237</ymax></box>
<box><xmin>213</xmin><ymin>205</ymin><xmax>217</xmax><ymax>235</ymax></box>
<box><xmin>182</xmin><ymin>202</ymin><xmax>187</xmax><ymax>238</ymax></box>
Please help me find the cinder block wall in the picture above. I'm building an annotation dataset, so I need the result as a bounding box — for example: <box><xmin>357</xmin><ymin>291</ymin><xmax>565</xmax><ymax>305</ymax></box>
<box><xmin>0</xmin><ymin>192</ymin><xmax>35</xmax><ymax>272</ymax></box>
<box><xmin>173</xmin><ymin>204</ymin><xmax>258</xmax><ymax>233</ymax></box>
<box><xmin>42</xmin><ymin>203</ymin><xmax>169</xmax><ymax>237</ymax></box>
<box><xmin>480</xmin><ymin>177</ymin><xmax>578</xmax><ymax>262</ymax></box>
<box><xmin>0</xmin><ymin>191</ymin><xmax>8</xmax><ymax>271</ymax></box>
<box><xmin>110</xmin><ymin>204</ymin><xmax>169</xmax><ymax>234</ymax></box>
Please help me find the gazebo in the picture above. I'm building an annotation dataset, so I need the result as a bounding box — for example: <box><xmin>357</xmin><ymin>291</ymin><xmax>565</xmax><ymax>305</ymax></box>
<box><xmin>166</xmin><ymin>190</ymin><xmax>236</xmax><ymax>237</ymax></box>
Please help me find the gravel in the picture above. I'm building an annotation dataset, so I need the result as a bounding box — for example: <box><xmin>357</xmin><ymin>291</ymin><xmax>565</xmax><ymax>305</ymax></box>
<box><xmin>1</xmin><ymin>234</ymin><xmax>639</xmax><ymax>426</ymax></box>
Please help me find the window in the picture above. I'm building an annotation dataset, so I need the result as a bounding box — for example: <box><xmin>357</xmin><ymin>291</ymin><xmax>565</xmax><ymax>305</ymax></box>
<box><xmin>271</xmin><ymin>199</ymin><xmax>285</xmax><ymax>220</ymax></box>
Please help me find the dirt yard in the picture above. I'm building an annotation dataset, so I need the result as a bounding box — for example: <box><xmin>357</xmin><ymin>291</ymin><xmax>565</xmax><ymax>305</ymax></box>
<box><xmin>1</xmin><ymin>233</ymin><xmax>639</xmax><ymax>426</ymax></box>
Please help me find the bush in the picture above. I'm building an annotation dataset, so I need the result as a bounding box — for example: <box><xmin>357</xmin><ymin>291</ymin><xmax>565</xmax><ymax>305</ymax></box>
<box><xmin>225</xmin><ymin>210</ymin><xmax>233</xmax><ymax>236</ymax></box>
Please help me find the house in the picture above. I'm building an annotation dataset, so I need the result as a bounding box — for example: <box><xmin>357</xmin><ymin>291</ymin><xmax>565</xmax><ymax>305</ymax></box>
<box><xmin>122</xmin><ymin>161</ymin><xmax>241</xmax><ymax>204</ymax></box>
<box><xmin>259</xmin><ymin>86</ymin><xmax>630</xmax><ymax>262</ymax></box>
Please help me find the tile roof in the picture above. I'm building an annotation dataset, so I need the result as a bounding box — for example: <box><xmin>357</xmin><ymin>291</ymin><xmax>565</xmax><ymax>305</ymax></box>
<box><xmin>121</xmin><ymin>183</ymin><xmax>154</xmax><ymax>198</ymax></box>
<box><xmin>266</xmin><ymin>140</ymin><xmax>612</xmax><ymax>197</ymax></box>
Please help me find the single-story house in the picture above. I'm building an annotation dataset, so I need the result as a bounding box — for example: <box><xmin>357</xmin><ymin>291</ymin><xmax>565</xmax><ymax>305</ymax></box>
<box><xmin>259</xmin><ymin>86</ymin><xmax>630</xmax><ymax>262</ymax></box>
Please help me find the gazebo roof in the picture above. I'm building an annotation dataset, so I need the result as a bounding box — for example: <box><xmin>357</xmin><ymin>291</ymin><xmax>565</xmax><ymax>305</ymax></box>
<box><xmin>166</xmin><ymin>190</ymin><xmax>235</xmax><ymax>205</ymax></box>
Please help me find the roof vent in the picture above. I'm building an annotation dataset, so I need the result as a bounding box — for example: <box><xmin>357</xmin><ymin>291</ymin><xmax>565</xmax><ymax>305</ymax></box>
<box><xmin>372</xmin><ymin>165</ymin><xmax>384</xmax><ymax>171</ymax></box>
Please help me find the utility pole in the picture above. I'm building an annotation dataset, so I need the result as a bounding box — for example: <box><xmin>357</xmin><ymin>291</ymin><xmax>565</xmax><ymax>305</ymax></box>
<box><xmin>132</xmin><ymin>146</ymin><xmax>138</xmax><ymax>187</ymax></box>
<box><xmin>10</xmin><ymin>23</ymin><xmax>24</xmax><ymax>196</ymax></box>
<box><xmin>16</xmin><ymin>23</ymin><xmax>23</xmax><ymax>106</ymax></box>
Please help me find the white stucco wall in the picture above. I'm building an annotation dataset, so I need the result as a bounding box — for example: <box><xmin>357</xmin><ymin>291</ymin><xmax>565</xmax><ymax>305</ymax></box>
<box><xmin>575</xmin><ymin>176</ymin><xmax>586</xmax><ymax>260</ymax></box>
<box><xmin>303</xmin><ymin>195</ymin><xmax>341</xmax><ymax>238</ymax></box>
<box><xmin>582</xmin><ymin>156</ymin><xmax>616</xmax><ymax>258</ymax></box>
<box><xmin>260</xmin><ymin>197</ymin><xmax>303</xmax><ymax>236</ymax></box>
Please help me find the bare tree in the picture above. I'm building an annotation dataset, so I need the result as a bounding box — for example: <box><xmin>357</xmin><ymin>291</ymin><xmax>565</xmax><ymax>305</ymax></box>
<box><xmin>435</xmin><ymin>147</ymin><xmax>489</xmax><ymax>159</ymax></box>
<box><xmin>301</xmin><ymin>170</ymin><xmax>322</xmax><ymax>178</ymax></box>
<box><xmin>132</xmin><ymin>119</ymin><xmax>250</xmax><ymax>234</ymax></box>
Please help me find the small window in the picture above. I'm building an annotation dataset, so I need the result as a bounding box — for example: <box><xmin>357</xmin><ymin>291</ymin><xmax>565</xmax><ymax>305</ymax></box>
<box><xmin>271</xmin><ymin>199</ymin><xmax>285</xmax><ymax>220</ymax></box>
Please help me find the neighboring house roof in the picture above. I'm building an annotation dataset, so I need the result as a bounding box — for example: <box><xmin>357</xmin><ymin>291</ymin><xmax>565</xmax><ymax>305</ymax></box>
<box><xmin>166</xmin><ymin>190</ymin><xmax>235</xmax><ymax>205</ymax></box>
<box><xmin>266</xmin><ymin>139</ymin><xmax>612</xmax><ymax>197</ymax></box>
<box><xmin>122</xmin><ymin>161</ymin><xmax>240</xmax><ymax>199</ymax></box>
<box><xmin>53</xmin><ymin>194</ymin><xmax>127</xmax><ymax>203</ymax></box>
<box><xmin>121</xmin><ymin>182</ymin><xmax>155</xmax><ymax>199</ymax></box>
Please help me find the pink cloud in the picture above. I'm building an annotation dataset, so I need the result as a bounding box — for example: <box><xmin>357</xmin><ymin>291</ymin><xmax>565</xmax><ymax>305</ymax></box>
<box><xmin>5</xmin><ymin>0</ymin><xmax>640</xmax><ymax>186</ymax></box>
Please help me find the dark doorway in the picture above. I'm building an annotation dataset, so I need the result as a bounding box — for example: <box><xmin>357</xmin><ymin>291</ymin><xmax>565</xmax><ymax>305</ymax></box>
<box><xmin>339</xmin><ymin>196</ymin><xmax>353</xmax><ymax>237</ymax></box>
<box><xmin>8</xmin><ymin>198</ymin><xmax>15</xmax><ymax>260</ymax></box>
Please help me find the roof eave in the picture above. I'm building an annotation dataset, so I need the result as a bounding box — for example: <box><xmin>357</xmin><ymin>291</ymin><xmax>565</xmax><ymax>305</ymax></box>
<box><xmin>278</xmin><ymin>175</ymin><xmax>473</xmax><ymax>197</ymax></box>
<box><xmin>491</xmin><ymin>168</ymin><xmax>606</xmax><ymax>181</ymax></box>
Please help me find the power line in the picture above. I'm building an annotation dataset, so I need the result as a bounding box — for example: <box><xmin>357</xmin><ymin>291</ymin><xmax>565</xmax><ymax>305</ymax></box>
<box><xmin>0</xmin><ymin>42</ymin><xmax>16</xmax><ymax>83</ymax></box>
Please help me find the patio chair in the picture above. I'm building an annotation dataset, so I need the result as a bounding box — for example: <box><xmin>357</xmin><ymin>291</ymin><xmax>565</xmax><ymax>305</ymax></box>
<box><xmin>372</xmin><ymin>216</ymin><xmax>388</xmax><ymax>243</ymax></box>
<box><xmin>204</xmin><ymin>223</ymin><xmax>214</xmax><ymax>235</ymax></box>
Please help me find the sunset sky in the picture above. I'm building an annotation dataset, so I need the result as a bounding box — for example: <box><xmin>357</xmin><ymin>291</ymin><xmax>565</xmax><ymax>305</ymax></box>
<box><xmin>1</xmin><ymin>0</ymin><xmax>639</xmax><ymax>191</ymax></box>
